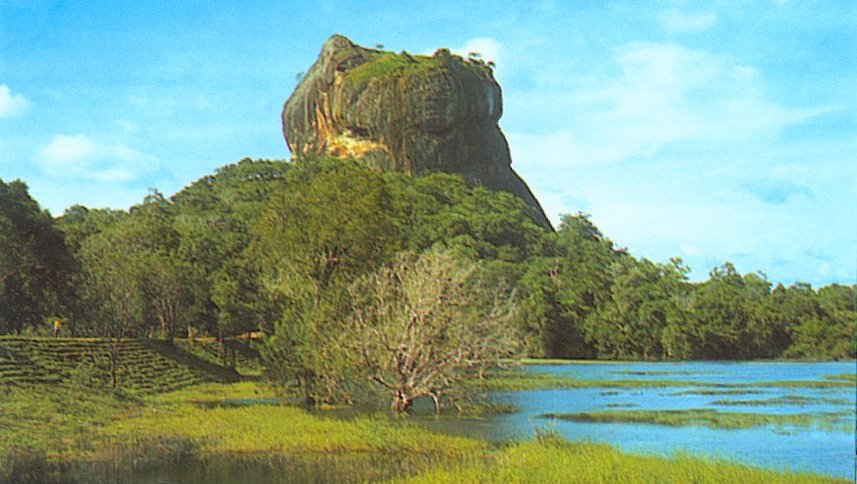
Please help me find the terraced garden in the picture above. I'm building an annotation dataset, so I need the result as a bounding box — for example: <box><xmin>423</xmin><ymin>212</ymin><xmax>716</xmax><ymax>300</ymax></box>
<box><xmin>0</xmin><ymin>336</ymin><xmax>239</xmax><ymax>393</ymax></box>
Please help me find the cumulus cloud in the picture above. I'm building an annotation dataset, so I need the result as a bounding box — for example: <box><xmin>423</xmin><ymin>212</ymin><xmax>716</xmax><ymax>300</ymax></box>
<box><xmin>658</xmin><ymin>10</ymin><xmax>717</xmax><ymax>33</ymax></box>
<box><xmin>36</xmin><ymin>134</ymin><xmax>158</xmax><ymax>182</ymax></box>
<box><xmin>0</xmin><ymin>84</ymin><xmax>29</xmax><ymax>118</ymax></box>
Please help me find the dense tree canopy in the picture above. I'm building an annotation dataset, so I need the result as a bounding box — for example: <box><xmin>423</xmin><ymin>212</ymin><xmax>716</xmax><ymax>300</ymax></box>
<box><xmin>0</xmin><ymin>179</ymin><xmax>72</xmax><ymax>334</ymax></box>
<box><xmin>1</xmin><ymin>159</ymin><xmax>853</xmax><ymax>398</ymax></box>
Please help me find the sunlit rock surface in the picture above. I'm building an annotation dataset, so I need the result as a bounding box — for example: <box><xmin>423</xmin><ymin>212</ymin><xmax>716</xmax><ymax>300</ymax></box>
<box><xmin>282</xmin><ymin>34</ymin><xmax>551</xmax><ymax>229</ymax></box>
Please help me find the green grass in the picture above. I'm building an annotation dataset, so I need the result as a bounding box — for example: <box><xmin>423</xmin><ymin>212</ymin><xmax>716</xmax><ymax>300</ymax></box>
<box><xmin>1</xmin><ymin>380</ymin><xmax>492</xmax><ymax>482</ymax></box>
<box><xmin>541</xmin><ymin>408</ymin><xmax>854</xmax><ymax>432</ymax></box>
<box><xmin>100</xmin><ymin>381</ymin><xmax>487</xmax><ymax>458</ymax></box>
<box><xmin>342</xmin><ymin>48</ymin><xmax>493</xmax><ymax>85</ymax></box>
<box><xmin>396</xmin><ymin>439</ymin><xmax>845</xmax><ymax>484</ymax></box>
<box><xmin>343</xmin><ymin>52</ymin><xmax>442</xmax><ymax>83</ymax></box>
<box><xmin>0</xmin><ymin>383</ymin><xmax>137</xmax><ymax>459</ymax></box>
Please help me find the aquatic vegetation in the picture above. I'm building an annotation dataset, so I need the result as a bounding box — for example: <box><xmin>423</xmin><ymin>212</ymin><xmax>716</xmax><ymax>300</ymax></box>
<box><xmin>611</xmin><ymin>370</ymin><xmax>719</xmax><ymax>376</ymax></box>
<box><xmin>480</xmin><ymin>369</ymin><xmax>857</xmax><ymax>392</ymax></box>
<box><xmin>756</xmin><ymin>380</ymin><xmax>855</xmax><ymax>389</ymax></box>
<box><xmin>711</xmin><ymin>395</ymin><xmax>853</xmax><ymax>407</ymax></box>
<box><xmin>541</xmin><ymin>409</ymin><xmax>853</xmax><ymax>432</ymax></box>
<box><xmin>822</xmin><ymin>373</ymin><xmax>856</xmax><ymax>383</ymax></box>
<box><xmin>518</xmin><ymin>358</ymin><xmax>615</xmax><ymax>365</ymax></box>
<box><xmin>668</xmin><ymin>389</ymin><xmax>767</xmax><ymax>396</ymax></box>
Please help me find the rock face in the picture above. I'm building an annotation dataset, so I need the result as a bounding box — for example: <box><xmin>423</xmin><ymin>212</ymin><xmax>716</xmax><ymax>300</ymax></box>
<box><xmin>282</xmin><ymin>34</ymin><xmax>551</xmax><ymax>228</ymax></box>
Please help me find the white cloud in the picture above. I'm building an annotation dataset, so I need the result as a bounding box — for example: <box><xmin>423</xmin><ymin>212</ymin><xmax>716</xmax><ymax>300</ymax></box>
<box><xmin>36</xmin><ymin>134</ymin><xmax>158</xmax><ymax>182</ymax></box>
<box><xmin>452</xmin><ymin>37</ymin><xmax>503</xmax><ymax>64</ymax></box>
<box><xmin>514</xmin><ymin>42</ymin><xmax>830</xmax><ymax>170</ymax></box>
<box><xmin>0</xmin><ymin>84</ymin><xmax>29</xmax><ymax>118</ymax></box>
<box><xmin>39</xmin><ymin>134</ymin><xmax>96</xmax><ymax>163</ymax></box>
<box><xmin>658</xmin><ymin>10</ymin><xmax>717</xmax><ymax>33</ymax></box>
<box><xmin>506</xmin><ymin>40</ymin><xmax>846</xmax><ymax>284</ymax></box>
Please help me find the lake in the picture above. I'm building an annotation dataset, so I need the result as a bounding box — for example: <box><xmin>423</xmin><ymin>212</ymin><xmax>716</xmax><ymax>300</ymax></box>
<box><xmin>421</xmin><ymin>361</ymin><xmax>856</xmax><ymax>480</ymax></box>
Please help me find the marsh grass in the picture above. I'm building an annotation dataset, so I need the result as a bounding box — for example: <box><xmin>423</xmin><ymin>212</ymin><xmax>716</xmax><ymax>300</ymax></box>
<box><xmin>711</xmin><ymin>395</ymin><xmax>853</xmax><ymax>407</ymax></box>
<box><xmin>479</xmin><ymin>369</ymin><xmax>857</xmax><ymax>391</ymax></box>
<box><xmin>668</xmin><ymin>389</ymin><xmax>768</xmax><ymax>396</ymax></box>
<box><xmin>541</xmin><ymin>408</ymin><xmax>854</xmax><ymax>432</ymax></box>
<box><xmin>822</xmin><ymin>373</ymin><xmax>856</xmax><ymax>383</ymax></box>
<box><xmin>610</xmin><ymin>370</ymin><xmax>720</xmax><ymax>376</ymax></box>
<box><xmin>518</xmin><ymin>358</ymin><xmax>618</xmax><ymax>365</ymax></box>
<box><xmin>395</xmin><ymin>439</ymin><xmax>846</xmax><ymax>484</ymax></box>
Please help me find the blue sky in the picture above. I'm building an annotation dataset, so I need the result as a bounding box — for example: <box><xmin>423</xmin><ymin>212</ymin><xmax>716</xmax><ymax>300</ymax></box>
<box><xmin>0</xmin><ymin>0</ymin><xmax>854</xmax><ymax>287</ymax></box>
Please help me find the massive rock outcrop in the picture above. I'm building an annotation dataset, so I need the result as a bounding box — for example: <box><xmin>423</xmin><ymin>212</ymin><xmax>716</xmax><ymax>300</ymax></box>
<box><xmin>282</xmin><ymin>34</ymin><xmax>551</xmax><ymax>228</ymax></box>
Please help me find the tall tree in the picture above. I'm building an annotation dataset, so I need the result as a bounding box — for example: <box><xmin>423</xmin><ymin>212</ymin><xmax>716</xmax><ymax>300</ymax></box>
<box><xmin>171</xmin><ymin>158</ymin><xmax>291</xmax><ymax>342</ymax></box>
<box><xmin>686</xmin><ymin>263</ymin><xmax>773</xmax><ymax>359</ymax></box>
<box><xmin>77</xmin><ymin>217</ymin><xmax>147</xmax><ymax>386</ymax></box>
<box><xmin>526</xmin><ymin>213</ymin><xmax>622</xmax><ymax>358</ymax></box>
<box><xmin>785</xmin><ymin>284</ymin><xmax>856</xmax><ymax>359</ymax></box>
<box><xmin>587</xmin><ymin>257</ymin><xmax>690</xmax><ymax>360</ymax></box>
<box><xmin>0</xmin><ymin>179</ymin><xmax>72</xmax><ymax>334</ymax></box>
<box><xmin>254</xmin><ymin>160</ymin><xmax>395</xmax><ymax>404</ymax></box>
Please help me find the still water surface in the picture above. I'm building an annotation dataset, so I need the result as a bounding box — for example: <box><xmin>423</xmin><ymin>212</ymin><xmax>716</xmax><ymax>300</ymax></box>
<box><xmin>421</xmin><ymin>361</ymin><xmax>856</xmax><ymax>480</ymax></box>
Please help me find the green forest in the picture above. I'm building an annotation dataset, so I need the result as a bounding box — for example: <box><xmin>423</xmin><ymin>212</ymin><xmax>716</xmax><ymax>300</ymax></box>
<box><xmin>1</xmin><ymin>158</ymin><xmax>854</xmax><ymax>401</ymax></box>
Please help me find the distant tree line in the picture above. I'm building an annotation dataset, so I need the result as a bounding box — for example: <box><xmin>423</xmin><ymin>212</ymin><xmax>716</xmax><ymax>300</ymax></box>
<box><xmin>0</xmin><ymin>159</ymin><xmax>854</xmax><ymax>402</ymax></box>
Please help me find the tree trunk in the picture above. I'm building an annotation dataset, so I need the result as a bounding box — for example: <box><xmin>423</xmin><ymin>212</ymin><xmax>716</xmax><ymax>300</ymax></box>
<box><xmin>109</xmin><ymin>347</ymin><xmax>117</xmax><ymax>388</ymax></box>
<box><xmin>391</xmin><ymin>391</ymin><xmax>413</xmax><ymax>413</ymax></box>
<box><xmin>219</xmin><ymin>325</ymin><xmax>226</xmax><ymax>364</ymax></box>
<box><xmin>161</xmin><ymin>315</ymin><xmax>173</xmax><ymax>343</ymax></box>
<box><xmin>430</xmin><ymin>392</ymin><xmax>442</xmax><ymax>414</ymax></box>
<box><xmin>303</xmin><ymin>369</ymin><xmax>316</xmax><ymax>407</ymax></box>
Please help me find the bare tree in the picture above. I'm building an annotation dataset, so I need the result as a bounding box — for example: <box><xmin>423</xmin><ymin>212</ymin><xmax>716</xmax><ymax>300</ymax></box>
<box><xmin>347</xmin><ymin>247</ymin><xmax>519</xmax><ymax>413</ymax></box>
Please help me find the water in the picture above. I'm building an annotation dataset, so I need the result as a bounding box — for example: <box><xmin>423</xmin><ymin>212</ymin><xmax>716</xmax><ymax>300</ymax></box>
<box><xmin>421</xmin><ymin>361</ymin><xmax>857</xmax><ymax>480</ymax></box>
